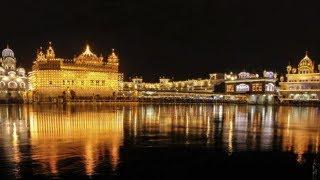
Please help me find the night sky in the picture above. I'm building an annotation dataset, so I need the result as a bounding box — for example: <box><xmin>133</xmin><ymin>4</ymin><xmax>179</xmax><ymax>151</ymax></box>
<box><xmin>1</xmin><ymin>0</ymin><xmax>320</xmax><ymax>81</ymax></box>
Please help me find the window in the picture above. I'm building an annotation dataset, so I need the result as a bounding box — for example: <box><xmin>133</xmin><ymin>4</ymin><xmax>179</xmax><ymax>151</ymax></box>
<box><xmin>265</xmin><ymin>83</ymin><xmax>275</xmax><ymax>92</ymax></box>
<box><xmin>20</xmin><ymin>82</ymin><xmax>26</xmax><ymax>88</ymax></box>
<box><xmin>8</xmin><ymin>81</ymin><xmax>18</xmax><ymax>89</ymax></box>
<box><xmin>252</xmin><ymin>83</ymin><xmax>262</xmax><ymax>92</ymax></box>
<box><xmin>226</xmin><ymin>85</ymin><xmax>234</xmax><ymax>92</ymax></box>
<box><xmin>236</xmin><ymin>84</ymin><xmax>249</xmax><ymax>92</ymax></box>
<box><xmin>0</xmin><ymin>81</ymin><xmax>5</xmax><ymax>88</ymax></box>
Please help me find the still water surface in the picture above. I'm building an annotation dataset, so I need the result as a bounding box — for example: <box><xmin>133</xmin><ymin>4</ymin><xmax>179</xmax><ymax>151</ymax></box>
<box><xmin>0</xmin><ymin>104</ymin><xmax>319</xmax><ymax>179</ymax></box>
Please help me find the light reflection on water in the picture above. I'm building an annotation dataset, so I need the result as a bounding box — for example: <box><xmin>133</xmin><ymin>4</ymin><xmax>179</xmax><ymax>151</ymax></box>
<box><xmin>0</xmin><ymin>104</ymin><xmax>319</xmax><ymax>177</ymax></box>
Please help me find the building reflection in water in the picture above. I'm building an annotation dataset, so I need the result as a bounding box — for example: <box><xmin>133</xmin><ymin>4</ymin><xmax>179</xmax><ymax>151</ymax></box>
<box><xmin>125</xmin><ymin>104</ymin><xmax>320</xmax><ymax>162</ymax></box>
<box><xmin>277</xmin><ymin>106</ymin><xmax>320</xmax><ymax>163</ymax></box>
<box><xmin>0</xmin><ymin>104</ymin><xmax>320</xmax><ymax>177</ymax></box>
<box><xmin>27</xmin><ymin>104</ymin><xmax>124</xmax><ymax>176</ymax></box>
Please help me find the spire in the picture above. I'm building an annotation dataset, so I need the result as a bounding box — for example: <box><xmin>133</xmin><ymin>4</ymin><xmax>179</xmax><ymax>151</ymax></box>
<box><xmin>83</xmin><ymin>44</ymin><xmax>93</xmax><ymax>55</ymax></box>
<box><xmin>304</xmin><ymin>50</ymin><xmax>310</xmax><ymax>59</ymax></box>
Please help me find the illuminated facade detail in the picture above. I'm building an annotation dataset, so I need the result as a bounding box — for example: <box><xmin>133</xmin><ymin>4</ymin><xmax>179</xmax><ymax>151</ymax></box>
<box><xmin>279</xmin><ymin>51</ymin><xmax>320</xmax><ymax>101</ymax></box>
<box><xmin>265</xmin><ymin>83</ymin><xmax>275</xmax><ymax>92</ymax></box>
<box><xmin>0</xmin><ymin>46</ymin><xmax>28</xmax><ymax>102</ymax></box>
<box><xmin>236</xmin><ymin>84</ymin><xmax>250</xmax><ymax>92</ymax></box>
<box><xmin>226</xmin><ymin>84</ymin><xmax>234</xmax><ymax>92</ymax></box>
<box><xmin>252</xmin><ymin>83</ymin><xmax>262</xmax><ymax>92</ymax></box>
<box><xmin>224</xmin><ymin>71</ymin><xmax>277</xmax><ymax>104</ymax></box>
<box><xmin>121</xmin><ymin>74</ymin><xmax>224</xmax><ymax>97</ymax></box>
<box><xmin>28</xmin><ymin>43</ymin><xmax>122</xmax><ymax>102</ymax></box>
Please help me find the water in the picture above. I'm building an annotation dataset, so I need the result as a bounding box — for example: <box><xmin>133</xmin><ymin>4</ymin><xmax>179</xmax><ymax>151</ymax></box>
<box><xmin>0</xmin><ymin>104</ymin><xmax>319</xmax><ymax>179</ymax></box>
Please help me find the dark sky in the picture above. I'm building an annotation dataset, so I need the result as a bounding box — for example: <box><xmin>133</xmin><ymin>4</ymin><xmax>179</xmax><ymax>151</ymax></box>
<box><xmin>1</xmin><ymin>0</ymin><xmax>320</xmax><ymax>82</ymax></box>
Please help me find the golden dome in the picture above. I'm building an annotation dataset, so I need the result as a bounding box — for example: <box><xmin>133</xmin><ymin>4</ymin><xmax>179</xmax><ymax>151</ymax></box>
<box><xmin>74</xmin><ymin>44</ymin><xmax>103</xmax><ymax>65</ymax></box>
<box><xmin>298</xmin><ymin>51</ymin><xmax>314</xmax><ymax>74</ymax></box>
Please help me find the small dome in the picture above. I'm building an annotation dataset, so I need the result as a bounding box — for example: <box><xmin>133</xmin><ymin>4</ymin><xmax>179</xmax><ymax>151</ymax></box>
<box><xmin>2</xmin><ymin>47</ymin><xmax>14</xmax><ymax>58</ymax></box>
<box><xmin>8</xmin><ymin>71</ymin><xmax>16</xmax><ymax>77</ymax></box>
<box><xmin>17</xmin><ymin>68</ymin><xmax>25</xmax><ymax>76</ymax></box>
<box><xmin>2</xmin><ymin>56</ymin><xmax>16</xmax><ymax>70</ymax></box>
<box><xmin>298</xmin><ymin>52</ymin><xmax>314</xmax><ymax>74</ymax></box>
<box><xmin>238</xmin><ymin>72</ymin><xmax>250</xmax><ymax>79</ymax></box>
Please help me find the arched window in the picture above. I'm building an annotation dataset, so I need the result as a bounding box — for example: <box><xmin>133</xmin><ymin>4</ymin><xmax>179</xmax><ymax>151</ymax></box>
<box><xmin>20</xmin><ymin>82</ymin><xmax>26</xmax><ymax>88</ymax></box>
<box><xmin>8</xmin><ymin>81</ymin><xmax>18</xmax><ymax>89</ymax></box>
<box><xmin>236</xmin><ymin>84</ymin><xmax>249</xmax><ymax>92</ymax></box>
<box><xmin>265</xmin><ymin>83</ymin><xmax>275</xmax><ymax>92</ymax></box>
<box><xmin>0</xmin><ymin>81</ymin><xmax>5</xmax><ymax>88</ymax></box>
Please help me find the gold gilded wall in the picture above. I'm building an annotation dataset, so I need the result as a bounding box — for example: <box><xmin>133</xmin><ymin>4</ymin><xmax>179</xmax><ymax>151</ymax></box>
<box><xmin>29</xmin><ymin>70</ymin><xmax>119</xmax><ymax>98</ymax></box>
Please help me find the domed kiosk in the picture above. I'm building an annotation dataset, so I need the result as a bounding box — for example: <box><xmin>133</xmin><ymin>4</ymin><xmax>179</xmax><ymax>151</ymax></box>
<box><xmin>279</xmin><ymin>51</ymin><xmax>320</xmax><ymax>102</ymax></box>
<box><xmin>0</xmin><ymin>46</ymin><xmax>28</xmax><ymax>103</ymax></box>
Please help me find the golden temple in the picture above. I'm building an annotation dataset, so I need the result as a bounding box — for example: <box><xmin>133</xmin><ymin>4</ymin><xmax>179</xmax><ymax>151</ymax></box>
<box><xmin>28</xmin><ymin>43</ymin><xmax>122</xmax><ymax>102</ymax></box>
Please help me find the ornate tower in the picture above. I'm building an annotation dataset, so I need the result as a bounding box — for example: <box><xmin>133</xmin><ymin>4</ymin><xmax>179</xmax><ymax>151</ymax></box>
<box><xmin>107</xmin><ymin>49</ymin><xmax>119</xmax><ymax>72</ymax></box>
<box><xmin>46</xmin><ymin>42</ymin><xmax>55</xmax><ymax>59</ymax></box>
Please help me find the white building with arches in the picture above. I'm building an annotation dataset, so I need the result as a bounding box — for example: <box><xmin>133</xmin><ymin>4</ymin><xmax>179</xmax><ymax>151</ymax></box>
<box><xmin>0</xmin><ymin>46</ymin><xmax>28</xmax><ymax>102</ymax></box>
<box><xmin>224</xmin><ymin>71</ymin><xmax>277</xmax><ymax>104</ymax></box>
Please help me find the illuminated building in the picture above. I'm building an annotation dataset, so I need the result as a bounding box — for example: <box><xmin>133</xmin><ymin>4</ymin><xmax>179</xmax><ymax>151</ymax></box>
<box><xmin>0</xmin><ymin>46</ymin><xmax>28</xmax><ymax>102</ymax></box>
<box><xmin>279</xmin><ymin>52</ymin><xmax>320</xmax><ymax>101</ymax></box>
<box><xmin>224</xmin><ymin>71</ymin><xmax>277</xmax><ymax>104</ymax></box>
<box><xmin>28</xmin><ymin>43</ymin><xmax>122</xmax><ymax>102</ymax></box>
<box><xmin>121</xmin><ymin>74</ymin><xmax>224</xmax><ymax>98</ymax></box>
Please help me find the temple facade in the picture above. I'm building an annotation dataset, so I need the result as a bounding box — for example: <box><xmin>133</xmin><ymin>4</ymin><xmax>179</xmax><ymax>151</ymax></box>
<box><xmin>0</xmin><ymin>46</ymin><xmax>28</xmax><ymax>103</ymax></box>
<box><xmin>279</xmin><ymin>52</ymin><xmax>320</xmax><ymax>101</ymax></box>
<box><xmin>28</xmin><ymin>43</ymin><xmax>122</xmax><ymax>102</ymax></box>
<box><xmin>121</xmin><ymin>74</ymin><xmax>225</xmax><ymax>98</ymax></box>
<box><xmin>224</xmin><ymin>71</ymin><xmax>277</xmax><ymax>104</ymax></box>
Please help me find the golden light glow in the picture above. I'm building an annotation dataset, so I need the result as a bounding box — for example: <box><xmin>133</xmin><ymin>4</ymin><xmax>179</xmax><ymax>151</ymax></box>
<box><xmin>1</xmin><ymin>104</ymin><xmax>320</xmax><ymax>176</ymax></box>
<box><xmin>29</xmin><ymin>43</ymin><xmax>122</xmax><ymax>102</ymax></box>
<box><xmin>279</xmin><ymin>51</ymin><xmax>320</xmax><ymax>100</ymax></box>
<box><xmin>83</xmin><ymin>44</ymin><xmax>94</xmax><ymax>55</ymax></box>
<box><xmin>28</xmin><ymin>104</ymin><xmax>124</xmax><ymax>175</ymax></box>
